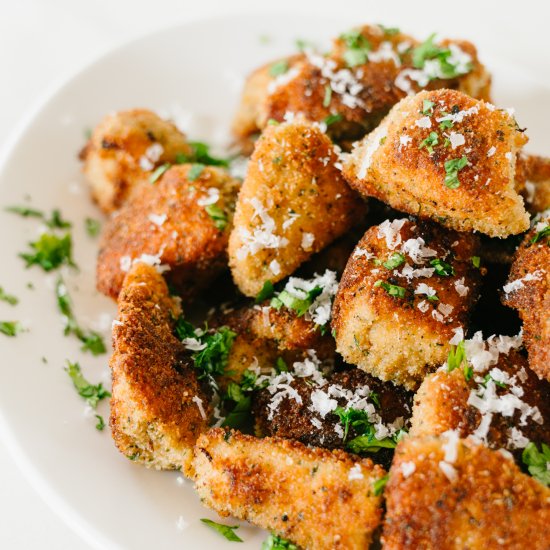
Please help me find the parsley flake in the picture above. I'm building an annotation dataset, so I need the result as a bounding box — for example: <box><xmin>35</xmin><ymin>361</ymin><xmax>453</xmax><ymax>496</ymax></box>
<box><xmin>422</xmin><ymin>99</ymin><xmax>435</xmax><ymax>115</ymax></box>
<box><xmin>149</xmin><ymin>162</ymin><xmax>171</xmax><ymax>184</ymax></box>
<box><xmin>340</xmin><ymin>29</ymin><xmax>371</xmax><ymax>67</ymax></box>
<box><xmin>188</xmin><ymin>163</ymin><xmax>205</xmax><ymax>181</ymax></box>
<box><xmin>0</xmin><ymin>287</ymin><xmax>18</xmax><ymax>306</ymax></box>
<box><xmin>522</xmin><ymin>442</ymin><xmax>550</xmax><ymax>486</ymax></box>
<box><xmin>0</xmin><ymin>321</ymin><xmax>23</xmax><ymax>337</ymax></box>
<box><xmin>85</xmin><ymin>217</ymin><xmax>101</xmax><ymax>237</ymax></box>
<box><xmin>20</xmin><ymin>232</ymin><xmax>75</xmax><ymax>271</ymax></box>
<box><xmin>323</xmin><ymin>84</ymin><xmax>332</xmax><ymax>108</ymax></box>
<box><xmin>271</xmin><ymin>286</ymin><xmax>322</xmax><ymax>317</ymax></box>
<box><xmin>65</xmin><ymin>361</ymin><xmax>111</xmax><ymax>409</ymax></box>
<box><xmin>430</xmin><ymin>258</ymin><xmax>455</xmax><ymax>276</ymax></box>
<box><xmin>323</xmin><ymin>113</ymin><xmax>343</xmax><ymax>127</ymax></box>
<box><xmin>419</xmin><ymin>131</ymin><xmax>439</xmax><ymax>155</ymax></box>
<box><xmin>374</xmin><ymin>280</ymin><xmax>406</xmax><ymax>298</ymax></box>
<box><xmin>444</xmin><ymin>156</ymin><xmax>469</xmax><ymax>189</ymax></box>
<box><xmin>256</xmin><ymin>280</ymin><xmax>275</xmax><ymax>303</ymax></box>
<box><xmin>200</xmin><ymin>519</ymin><xmax>243</xmax><ymax>542</ymax></box>
<box><xmin>471</xmin><ymin>256</ymin><xmax>481</xmax><ymax>268</ymax></box>
<box><xmin>205</xmin><ymin>204</ymin><xmax>228</xmax><ymax>230</ymax></box>
<box><xmin>373</xmin><ymin>474</ymin><xmax>389</xmax><ymax>496</ymax></box>
<box><xmin>5</xmin><ymin>205</ymin><xmax>44</xmax><ymax>218</ymax></box>
<box><xmin>269</xmin><ymin>60</ymin><xmax>289</xmax><ymax>77</ymax></box>
<box><xmin>262</xmin><ymin>533</ymin><xmax>298</xmax><ymax>550</ymax></box>
<box><xmin>446</xmin><ymin>341</ymin><xmax>466</xmax><ymax>372</ymax></box>
<box><xmin>95</xmin><ymin>414</ymin><xmax>106</xmax><ymax>431</ymax></box>
<box><xmin>176</xmin><ymin>142</ymin><xmax>230</xmax><ymax>167</ymax></box>
<box><xmin>530</xmin><ymin>225</ymin><xmax>550</xmax><ymax>245</ymax></box>
<box><xmin>412</xmin><ymin>33</ymin><xmax>472</xmax><ymax>79</ymax></box>
<box><xmin>383</xmin><ymin>252</ymin><xmax>405</xmax><ymax>270</ymax></box>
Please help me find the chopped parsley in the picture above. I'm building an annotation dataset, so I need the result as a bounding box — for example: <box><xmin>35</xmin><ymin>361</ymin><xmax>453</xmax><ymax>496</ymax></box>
<box><xmin>256</xmin><ymin>280</ymin><xmax>275</xmax><ymax>303</ymax></box>
<box><xmin>323</xmin><ymin>84</ymin><xmax>332</xmax><ymax>108</ymax></box>
<box><xmin>65</xmin><ymin>361</ymin><xmax>110</xmax><ymax>409</ymax></box>
<box><xmin>373</xmin><ymin>474</ymin><xmax>389</xmax><ymax>496</ymax></box>
<box><xmin>20</xmin><ymin>232</ymin><xmax>75</xmax><ymax>271</ymax></box>
<box><xmin>46</xmin><ymin>209</ymin><xmax>71</xmax><ymax>229</ymax></box>
<box><xmin>6</xmin><ymin>205</ymin><xmax>71</xmax><ymax>228</ymax></box>
<box><xmin>522</xmin><ymin>442</ymin><xmax>550</xmax><ymax>486</ymax></box>
<box><xmin>188</xmin><ymin>163</ymin><xmax>205</xmax><ymax>181</ymax></box>
<box><xmin>175</xmin><ymin>317</ymin><xmax>236</xmax><ymax>381</ymax></box>
<box><xmin>463</xmin><ymin>364</ymin><xmax>473</xmax><ymax>381</ymax></box>
<box><xmin>446</xmin><ymin>341</ymin><xmax>466</xmax><ymax>372</ymax></box>
<box><xmin>340</xmin><ymin>29</ymin><xmax>371</xmax><ymax>67</ymax></box>
<box><xmin>95</xmin><ymin>414</ymin><xmax>106</xmax><ymax>431</ymax></box>
<box><xmin>471</xmin><ymin>256</ymin><xmax>481</xmax><ymax>268</ymax></box>
<box><xmin>412</xmin><ymin>33</ymin><xmax>472</xmax><ymax>79</ymax></box>
<box><xmin>430</xmin><ymin>258</ymin><xmax>455</xmax><ymax>276</ymax></box>
<box><xmin>379</xmin><ymin>25</ymin><xmax>400</xmax><ymax>36</ymax></box>
<box><xmin>444</xmin><ymin>156</ymin><xmax>469</xmax><ymax>189</ymax></box>
<box><xmin>205</xmin><ymin>204</ymin><xmax>228</xmax><ymax>230</ymax></box>
<box><xmin>271</xmin><ymin>286</ymin><xmax>322</xmax><ymax>317</ymax></box>
<box><xmin>323</xmin><ymin>113</ymin><xmax>343</xmax><ymax>127</ymax></box>
<box><xmin>85</xmin><ymin>217</ymin><xmax>101</xmax><ymax>237</ymax></box>
<box><xmin>262</xmin><ymin>533</ymin><xmax>298</xmax><ymax>550</ymax></box>
<box><xmin>175</xmin><ymin>141</ymin><xmax>230</xmax><ymax>167</ymax></box>
<box><xmin>55</xmin><ymin>277</ymin><xmax>106</xmax><ymax>355</ymax></box>
<box><xmin>0</xmin><ymin>286</ymin><xmax>18</xmax><ymax>305</ymax></box>
<box><xmin>374</xmin><ymin>280</ymin><xmax>406</xmax><ymax>298</ymax></box>
<box><xmin>295</xmin><ymin>38</ymin><xmax>314</xmax><ymax>52</ymax></box>
<box><xmin>149</xmin><ymin>162</ymin><xmax>170</xmax><ymax>183</ymax></box>
<box><xmin>439</xmin><ymin>114</ymin><xmax>454</xmax><ymax>130</ymax></box>
<box><xmin>0</xmin><ymin>321</ymin><xmax>23</xmax><ymax>337</ymax></box>
<box><xmin>5</xmin><ymin>205</ymin><xmax>44</xmax><ymax>218</ymax></box>
<box><xmin>200</xmin><ymin>519</ymin><xmax>243</xmax><ymax>542</ymax></box>
<box><xmin>419</xmin><ymin>132</ymin><xmax>439</xmax><ymax>155</ymax></box>
<box><xmin>421</xmin><ymin>99</ymin><xmax>435</xmax><ymax>115</ymax></box>
<box><xmin>382</xmin><ymin>252</ymin><xmax>405</xmax><ymax>270</ymax></box>
<box><xmin>269</xmin><ymin>60</ymin><xmax>289</xmax><ymax>77</ymax></box>
<box><xmin>530</xmin><ymin>224</ymin><xmax>550</xmax><ymax>245</ymax></box>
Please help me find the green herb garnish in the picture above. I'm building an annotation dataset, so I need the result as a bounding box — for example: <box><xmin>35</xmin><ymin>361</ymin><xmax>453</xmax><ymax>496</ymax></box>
<box><xmin>340</xmin><ymin>29</ymin><xmax>371</xmax><ymax>67</ymax></box>
<box><xmin>444</xmin><ymin>156</ymin><xmax>468</xmax><ymax>189</ymax></box>
<box><xmin>530</xmin><ymin>225</ymin><xmax>550</xmax><ymax>245</ymax></box>
<box><xmin>65</xmin><ymin>361</ymin><xmax>110</xmax><ymax>409</ymax></box>
<box><xmin>374</xmin><ymin>280</ymin><xmax>406</xmax><ymax>298</ymax></box>
<box><xmin>0</xmin><ymin>321</ymin><xmax>23</xmax><ymax>337</ymax></box>
<box><xmin>373</xmin><ymin>474</ymin><xmax>389</xmax><ymax>496</ymax></box>
<box><xmin>323</xmin><ymin>84</ymin><xmax>332</xmax><ymax>108</ymax></box>
<box><xmin>55</xmin><ymin>277</ymin><xmax>106</xmax><ymax>355</ymax></box>
<box><xmin>422</xmin><ymin>99</ymin><xmax>435</xmax><ymax>115</ymax></box>
<box><xmin>271</xmin><ymin>286</ymin><xmax>322</xmax><ymax>317</ymax></box>
<box><xmin>200</xmin><ymin>519</ymin><xmax>243</xmax><ymax>542</ymax></box>
<box><xmin>0</xmin><ymin>287</ymin><xmax>18</xmax><ymax>305</ymax></box>
<box><xmin>205</xmin><ymin>204</ymin><xmax>228</xmax><ymax>230</ymax></box>
<box><xmin>379</xmin><ymin>25</ymin><xmax>400</xmax><ymax>36</ymax></box>
<box><xmin>85</xmin><ymin>217</ymin><xmax>101</xmax><ymax>237</ymax></box>
<box><xmin>419</xmin><ymin>131</ymin><xmax>439</xmax><ymax>155</ymax></box>
<box><xmin>269</xmin><ymin>60</ymin><xmax>289</xmax><ymax>77</ymax></box>
<box><xmin>412</xmin><ymin>33</ymin><xmax>472</xmax><ymax>79</ymax></box>
<box><xmin>323</xmin><ymin>113</ymin><xmax>343</xmax><ymax>127</ymax></box>
<box><xmin>522</xmin><ymin>442</ymin><xmax>550</xmax><ymax>486</ymax></box>
<box><xmin>5</xmin><ymin>205</ymin><xmax>44</xmax><ymax>218</ymax></box>
<box><xmin>446</xmin><ymin>341</ymin><xmax>466</xmax><ymax>372</ymax></box>
<box><xmin>262</xmin><ymin>533</ymin><xmax>298</xmax><ymax>550</ymax></box>
<box><xmin>149</xmin><ymin>162</ymin><xmax>171</xmax><ymax>183</ymax></box>
<box><xmin>383</xmin><ymin>252</ymin><xmax>405</xmax><ymax>270</ymax></box>
<box><xmin>256</xmin><ymin>280</ymin><xmax>275</xmax><ymax>303</ymax></box>
<box><xmin>95</xmin><ymin>414</ymin><xmax>106</xmax><ymax>431</ymax></box>
<box><xmin>471</xmin><ymin>256</ymin><xmax>481</xmax><ymax>268</ymax></box>
<box><xmin>188</xmin><ymin>163</ymin><xmax>205</xmax><ymax>181</ymax></box>
<box><xmin>175</xmin><ymin>141</ymin><xmax>230</xmax><ymax>167</ymax></box>
<box><xmin>20</xmin><ymin>232</ymin><xmax>75</xmax><ymax>271</ymax></box>
<box><xmin>430</xmin><ymin>258</ymin><xmax>455</xmax><ymax>276</ymax></box>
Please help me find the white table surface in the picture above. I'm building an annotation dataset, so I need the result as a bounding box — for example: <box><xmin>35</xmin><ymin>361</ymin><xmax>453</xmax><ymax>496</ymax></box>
<box><xmin>0</xmin><ymin>0</ymin><xmax>548</xmax><ymax>548</ymax></box>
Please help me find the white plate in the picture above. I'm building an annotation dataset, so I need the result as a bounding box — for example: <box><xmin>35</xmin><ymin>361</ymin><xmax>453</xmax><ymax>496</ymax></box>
<box><xmin>0</xmin><ymin>12</ymin><xmax>549</xmax><ymax>550</ymax></box>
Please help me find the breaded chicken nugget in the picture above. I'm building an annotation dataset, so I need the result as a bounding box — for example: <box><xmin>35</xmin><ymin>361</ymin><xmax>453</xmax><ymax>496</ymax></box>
<box><xmin>110</xmin><ymin>263</ymin><xmax>210</xmax><ymax>473</ymax></box>
<box><xmin>228</xmin><ymin>119</ymin><xmax>366</xmax><ymax>297</ymax></box>
<box><xmin>332</xmin><ymin>218</ymin><xmax>481</xmax><ymax>389</ymax></box>
<box><xmin>502</xmin><ymin>213</ymin><xmax>550</xmax><ymax>381</ymax></box>
<box><xmin>343</xmin><ymin>89</ymin><xmax>530</xmax><ymax>237</ymax></box>
<box><xmin>382</xmin><ymin>435</ymin><xmax>550</xmax><ymax>549</ymax></box>
<box><xmin>97</xmin><ymin>164</ymin><xmax>239</xmax><ymax>301</ymax></box>
<box><xmin>518</xmin><ymin>153</ymin><xmax>550</xmax><ymax>213</ymax></box>
<box><xmin>410</xmin><ymin>341</ymin><xmax>550</xmax><ymax>462</ymax></box>
<box><xmin>80</xmin><ymin>109</ymin><xmax>192</xmax><ymax>213</ymax></box>
<box><xmin>254</xmin><ymin>367</ymin><xmax>413</xmax><ymax>468</ymax></box>
<box><xmin>233</xmin><ymin>25</ymin><xmax>491</xmax><ymax>148</ymax></box>
<box><xmin>193</xmin><ymin>428</ymin><xmax>385</xmax><ymax>550</ymax></box>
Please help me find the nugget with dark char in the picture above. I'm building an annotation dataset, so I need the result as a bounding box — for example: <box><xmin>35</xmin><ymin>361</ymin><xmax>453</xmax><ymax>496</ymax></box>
<box><xmin>410</xmin><ymin>346</ymin><xmax>550</xmax><ymax>463</ymax></box>
<box><xmin>382</xmin><ymin>435</ymin><xmax>550</xmax><ymax>550</ymax></box>
<box><xmin>110</xmin><ymin>263</ymin><xmax>210</xmax><ymax>473</ymax></box>
<box><xmin>193</xmin><ymin>428</ymin><xmax>385</xmax><ymax>550</ymax></box>
<box><xmin>97</xmin><ymin>164</ymin><xmax>240</xmax><ymax>301</ymax></box>
<box><xmin>233</xmin><ymin>25</ymin><xmax>490</xmax><ymax>149</ymax></box>
<box><xmin>502</xmin><ymin>213</ymin><xmax>550</xmax><ymax>381</ymax></box>
<box><xmin>343</xmin><ymin>89</ymin><xmax>530</xmax><ymax>237</ymax></box>
<box><xmin>254</xmin><ymin>367</ymin><xmax>413</xmax><ymax>468</ymax></box>
<box><xmin>228</xmin><ymin>118</ymin><xmax>366</xmax><ymax>297</ymax></box>
<box><xmin>81</xmin><ymin>109</ymin><xmax>192</xmax><ymax>212</ymax></box>
<box><xmin>332</xmin><ymin>218</ymin><xmax>481</xmax><ymax>389</ymax></box>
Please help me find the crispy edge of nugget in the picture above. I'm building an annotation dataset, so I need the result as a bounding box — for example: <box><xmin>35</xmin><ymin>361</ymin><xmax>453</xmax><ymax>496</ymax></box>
<box><xmin>193</xmin><ymin>428</ymin><xmax>385</xmax><ymax>550</ymax></box>
<box><xmin>343</xmin><ymin>89</ymin><xmax>529</xmax><ymax>238</ymax></box>
<box><xmin>382</xmin><ymin>435</ymin><xmax>550</xmax><ymax>550</ymax></box>
<box><xmin>409</xmin><ymin>351</ymin><xmax>550</xmax><ymax>458</ymax></box>
<box><xmin>110</xmin><ymin>263</ymin><xmax>210</xmax><ymax>473</ymax></box>
<box><xmin>332</xmin><ymin>219</ymin><xmax>481</xmax><ymax>389</ymax></box>
<box><xmin>80</xmin><ymin>109</ymin><xmax>192</xmax><ymax>213</ymax></box>
<box><xmin>228</xmin><ymin>119</ymin><xmax>367</xmax><ymax>297</ymax></box>
<box><xmin>502</xmin><ymin>220</ymin><xmax>550</xmax><ymax>381</ymax></box>
<box><xmin>97</xmin><ymin>164</ymin><xmax>239</xmax><ymax>301</ymax></box>
<box><xmin>518</xmin><ymin>153</ymin><xmax>550</xmax><ymax>213</ymax></box>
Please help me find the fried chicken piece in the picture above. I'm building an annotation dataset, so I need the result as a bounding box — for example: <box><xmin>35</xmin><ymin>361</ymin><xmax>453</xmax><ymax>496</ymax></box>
<box><xmin>233</xmin><ymin>25</ymin><xmax>491</xmax><ymax>149</ymax></box>
<box><xmin>228</xmin><ymin>118</ymin><xmax>366</xmax><ymax>297</ymax></box>
<box><xmin>518</xmin><ymin>153</ymin><xmax>550</xmax><ymax>213</ymax></box>
<box><xmin>343</xmin><ymin>89</ymin><xmax>530</xmax><ymax>238</ymax></box>
<box><xmin>80</xmin><ymin>109</ymin><xmax>192</xmax><ymax>213</ymax></box>
<box><xmin>254</xmin><ymin>367</ymin><xmax>413</xmax><ymax>469</ymax></box>
<box><xmin>382</xmin><ymin>435</ymin><xmax>550</xmax><ymax>549</ymax></box>
<box><xmin>110</xmin><ymin>263</ymin><xmax>210</xmax><ymax>473</ymax></box>
<box><xmin>332</xmin><ymin>218</ymin><xmax>481</xmax><ymax>389</ymax></box>
<box><xmin>410</xmin><ymin>346</ymin><xmax>550</xmax><ymax>463</ymax></box>
<box><xmin>97</xmin><ymin>164</ymin><xmax>239</xmax><ymax>301</ymax></box>
<box><xmin>193</xmin><ymin>428</ymin><xmax>385</xmax><ymax>550</ymax></box>
<box><xmin>502</xmin><ymin>213</ymin><xmax>550</xmax><ymax>381</ymax></box>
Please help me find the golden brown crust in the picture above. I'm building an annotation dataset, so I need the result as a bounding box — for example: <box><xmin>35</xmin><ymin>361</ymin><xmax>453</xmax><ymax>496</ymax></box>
<box><xmin>232</xmin><ymin>25</ymin><xmax>491</xmax><ymax>148</ymax></box>
<box><xmin>97</xmin><ymin>164</ymin><xmax>239</xmax><ymax>301</ymax></box>
<box><xmin>81</xmin><ymin>109</ymin><xmax>192</xmax><ymax>213</ymax></box>
<box><xmin>332</xmin><ymin>218</ymin><xmax>481</xmax><ymax>388</ymax></box>
<box><xmin>228</xmin><ymin>119</ymin><xmax>367</xmax><ymax>297</ymax></box>
<box><xmin>193</xmin><ymin>428</ymin><xmax>385</xmax><ymax>550</ymax></box>
<box><xmin>518</xmin><ymin>153</ymin><xmax>550</xmax><ymax>213</ymax></box>
<box><xmin>383</xmin><ymin>435</ymin><xmax>550</xmax><ymax>550</ymax></box>
<box><xmin>343</xmin><ymin>89</ymin><xmax>530</xmax><ymax>237</ymax></box>
<box><xmin>502</xmin><ymin>216</ymin><xmax>550</xmax><ymax>381</ymax></box>
<box><xmin>109</xmin><ymin>263</ymin><xmax>210</xmax><ymax>473</ymax></box>
<box><xmin>410</xmin><ymin>351</ymin><xmax>550</xmax><ymax>461</ymax></box>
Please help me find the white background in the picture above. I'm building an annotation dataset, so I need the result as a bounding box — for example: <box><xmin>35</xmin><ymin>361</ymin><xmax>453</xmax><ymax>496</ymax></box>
<box><xmin>0</xmin><ymin>0</ymin><xmax>547</xmax><ymax>548</ymax></box>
